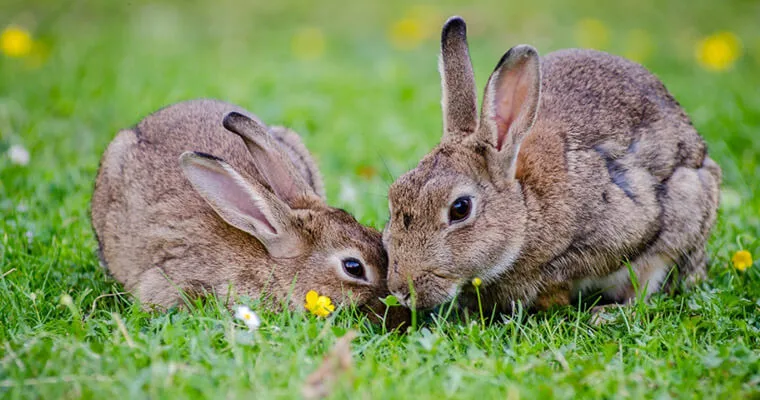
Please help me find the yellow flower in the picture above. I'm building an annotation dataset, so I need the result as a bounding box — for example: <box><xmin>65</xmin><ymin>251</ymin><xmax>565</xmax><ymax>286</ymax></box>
<box><xmin>695</xmin><ymin>31</ymin><xmax>742</xmax><ymax>72</ymax></box>
<box><xmin>389</xmin><ymin>18</ymin><xmax>424</xmax><ymax>50</ymax></box>
<box><xmin>574</xmin><ymin>18</ymin><xmax>609</xmax><ymax>50</ymax></box>
<box><xmin>305</xmin><ymin>290</ymin><xmax>335</xmax><ymax>317</ymax></box>
<box><xmin>732</xmin><ymin>250</ymin><xmax>753</xmax><ymax>272</ymax></box>
<box><xmin>1</xmin><ymin>25</ymin><xmax>33</xmax><ymax>58</ymax></box>
<box><xmin>291</xmin><ymin>27</ymin><xmax>325</xmax><ymax>61</ymax></box>
<box><xmin>388</xmin><ymin>6</ymin><xmax>439</xmax><ymax>51</ymax></box>
<box><xmin>471</xmin><ymin>277</ymin><xmax>482</xmax><ymax>288</ymax></box>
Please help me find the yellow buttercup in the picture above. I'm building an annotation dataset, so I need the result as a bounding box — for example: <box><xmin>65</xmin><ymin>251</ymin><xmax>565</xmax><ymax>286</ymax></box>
<box><xmin>1</xmin><ymin>26</ymin><xmax>33</xmax><ymax>58</ymax></box>
<box><xmin>732</xmin><ymin>250</ymin><xmax>753</xmax><ymax>272</ymax></box>
<box><xmin>305</xmin><ymin>290</ymin><xmax>335</xmax><ymax>317</ymax></box>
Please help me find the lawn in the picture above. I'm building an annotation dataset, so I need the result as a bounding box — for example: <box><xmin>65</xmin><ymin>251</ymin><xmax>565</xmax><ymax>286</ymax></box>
<box><xmin>1</xmin><ymin>0</ymin><xmax>759</xmax><ymax>398</ymax></box>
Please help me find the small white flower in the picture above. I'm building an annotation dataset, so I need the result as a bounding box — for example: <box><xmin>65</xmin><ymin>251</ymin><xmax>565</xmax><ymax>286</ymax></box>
<box><xmin>8</xmin><ymin>145</ymin><xmax>30</xmax><ymax>166</ymax></box>
<box><xmin>60</xmin><ymin>294</ymin><xmax>73</xmax><ymax>306</ymax></box>
<box><xmin>338</xmin><ymin>178</ymin><xmax>358</xmax><ymax>205</ymax></box>
<box><xmin>25</xmin><ymin>230</ymin><xmax>33</xmax><ymax>244</ymax></box>
<box><xmin>234</xmin><ymin>305</ymin><xmax>261</xmax><ymax>330</ymax></box>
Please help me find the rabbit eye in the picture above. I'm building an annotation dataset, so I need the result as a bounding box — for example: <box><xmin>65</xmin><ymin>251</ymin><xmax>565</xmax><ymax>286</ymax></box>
<box><xmin>449</xmin><ymin>196</ymin><xmax>472</xmax><ymax>223</ymax></box>
<box><xmin>342</xmin><ymin>257</ymin><xmax>365</xmax><ymax>279</ymax></box>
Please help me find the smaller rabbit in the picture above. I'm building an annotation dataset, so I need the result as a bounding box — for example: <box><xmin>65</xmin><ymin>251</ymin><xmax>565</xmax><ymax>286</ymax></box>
<box><xmin>91</xmin><ymin>99</ymin><xmax>403</xmax><ymax>324</ymax></box>
<box><xmin>384</xmin><ymin>17</ymin><xmax>721</xmax><ymax>313</ymax></box>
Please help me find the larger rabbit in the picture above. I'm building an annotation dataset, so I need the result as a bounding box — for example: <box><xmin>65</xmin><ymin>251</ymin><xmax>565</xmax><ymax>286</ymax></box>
<box><xmin>384</xmin><ymin>17</ymin><xmax>721</xmax><ymax>313</ymax></box>
<box><xmin>92</xmin><ymin>99</ymin><xmax>401</xmax><ymax>322</ymax></box>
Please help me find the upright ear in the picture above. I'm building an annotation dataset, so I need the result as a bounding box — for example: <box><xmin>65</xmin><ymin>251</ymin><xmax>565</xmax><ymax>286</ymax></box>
<box><xmin>222</xmin><ymin>112</ymin><xmax>321</xmax><ymax>205</ymax></box>
<box><xmin>477</xmin><ymin>45</ymin><xmax>541</xmax><ymax>180</ymax></box>
<box><xmin>440</xmin><ymin>16</ymin><xmax>478</xmax><ymax>140</ymax></box>
<box><xmin>179</xmin><ymin>152</ymin><xmax>300</xmax><ymax>258</ymax></box>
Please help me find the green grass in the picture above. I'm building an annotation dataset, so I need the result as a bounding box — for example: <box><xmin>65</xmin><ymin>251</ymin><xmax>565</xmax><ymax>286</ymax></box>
<box><xmin>2</xmin><ymin>0</ymin><xmax>759</xmax><ymax>398</ymax></box>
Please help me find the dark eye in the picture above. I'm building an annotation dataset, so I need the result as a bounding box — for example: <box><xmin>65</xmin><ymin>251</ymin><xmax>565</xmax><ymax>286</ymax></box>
<box><xmin>449</xmin><ymin>196</ymin><xmax>472</xmax><ymax>223</ymax></box>
<box><xmin>342</xmin><ymin>257</ymin><xmax>365</xmax><ymax>279</ymax></box>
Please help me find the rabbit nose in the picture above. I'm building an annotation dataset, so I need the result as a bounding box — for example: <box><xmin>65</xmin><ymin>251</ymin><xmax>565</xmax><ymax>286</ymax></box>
<box><xmin>387</xmin><ymin>267</ymin><xmax>411</xmax><ymax>305</ymax></box>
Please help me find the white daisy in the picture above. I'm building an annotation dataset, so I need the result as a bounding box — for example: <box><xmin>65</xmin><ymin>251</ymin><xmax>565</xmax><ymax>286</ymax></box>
<box><xmin>338</xmin><ymin>178</ymin><xmax>358</xmax><ymax>205</ymax></box>
<box><xmin>8</xmin><ymin>144</ymin><xmax>30</xmax><ymax>166</ymax></box>
<box><xmin>234</xmin><ymin>305</ymin><xmax>261</xmax><ymax>330</ymax></box>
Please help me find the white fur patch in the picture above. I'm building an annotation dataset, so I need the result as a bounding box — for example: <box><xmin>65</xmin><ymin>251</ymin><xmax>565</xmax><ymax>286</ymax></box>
<box><xmin>481</xmin><ymin>247</ymin><xmax>521</xmax><ymax>284</ymax></box>
<box><xmin>573</xmin><ymin>254</ymin><xmax>671</xmax><ymax>301</ymax></box>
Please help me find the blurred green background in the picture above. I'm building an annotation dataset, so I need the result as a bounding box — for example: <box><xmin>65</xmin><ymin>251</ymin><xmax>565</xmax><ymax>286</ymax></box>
<box><xmin>1</xmin><ymin>0</ymin><xmax>758</xmax><ymax>229</ymax></box>
<box><xmin>1</xmin><ymin>0</ymin><xmax>759</xmax><ymax>398</ymax></box>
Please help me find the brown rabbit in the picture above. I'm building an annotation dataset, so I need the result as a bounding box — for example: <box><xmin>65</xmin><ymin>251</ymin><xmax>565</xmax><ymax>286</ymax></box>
<box><xmin>384</xmin><ymin>17</ymin><xmax>721</xmax><ymax>313</ymax></box>
<box><xmin>91</xmin><ymin>99</ymin><xmax>401</xmax><ymax>322</ymax></box>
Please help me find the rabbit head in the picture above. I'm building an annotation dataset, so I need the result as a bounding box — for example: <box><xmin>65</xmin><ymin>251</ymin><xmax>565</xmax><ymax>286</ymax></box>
<box><xmin>384</xmin><ymin>17</ymin><xmax>541</xmax><ymax>309</ymax></box>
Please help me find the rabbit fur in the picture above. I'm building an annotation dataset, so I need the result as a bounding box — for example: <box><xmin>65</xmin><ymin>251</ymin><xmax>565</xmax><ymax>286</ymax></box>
<box><xmin>384</xmin><ymin>17</ymin><xmax>721</xmax><ymax>312</ymax></box>
<box><xmin>91</xmin><ymin>99</ymin><xmax>397</xmax><ymax>320</ymax></box>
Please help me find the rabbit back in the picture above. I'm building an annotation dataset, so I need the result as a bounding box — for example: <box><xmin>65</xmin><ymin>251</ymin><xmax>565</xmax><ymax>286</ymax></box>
<box><xmin>519</xmin><ymin>49</ymin><xmax>721</xmax><ymax>303</ymax></box>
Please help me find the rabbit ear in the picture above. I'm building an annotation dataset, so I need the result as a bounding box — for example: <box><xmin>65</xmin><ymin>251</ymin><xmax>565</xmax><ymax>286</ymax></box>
<box><xmin>268</xmin><ymin>126</ymin><xmax>326</xmax><ymax>201</ymax></box>
<box><xmin>478</xmin><ymin>45</ymin><xmax>541</xmax><ymax>179</ymax></box>
<box><xmin>180</xmin><ymin>152</ymin><xmax>300</xmax><ymax>258</ymax></box>
<box><xmin>440</xmin><ymin>16</ymin><xmax>478</xmax><ymax>139</ymax></box>
<box><xmin>222</xmin><ymin>112</ymin><xmax>320</xmax><ymax>205</ymax></box>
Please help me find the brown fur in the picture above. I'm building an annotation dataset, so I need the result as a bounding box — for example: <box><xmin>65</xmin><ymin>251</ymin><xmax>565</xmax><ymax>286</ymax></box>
<box><xmin>91</xmin><ymin>99</ymin><xmax>406</xmax><ymax>325</ymax></box>
<box><xmin>384</xmin><ymin>17</ymin><xmax>721</xmax><ymax>312</ymax></box>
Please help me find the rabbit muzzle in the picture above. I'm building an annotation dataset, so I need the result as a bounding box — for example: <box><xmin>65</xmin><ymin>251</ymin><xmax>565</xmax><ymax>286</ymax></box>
<box><xmin>387</xmin><ymin>265</ymin><xmax>461</xmax><ymax>310</ymax></box>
